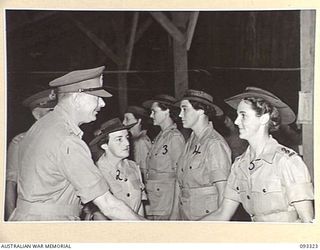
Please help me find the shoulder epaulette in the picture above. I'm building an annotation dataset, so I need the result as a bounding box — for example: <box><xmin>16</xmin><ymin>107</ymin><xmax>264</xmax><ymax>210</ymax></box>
<box><xmin>278</xmin><ymin>146</ymin><xmax>297</xmax><ymax>158</ymax></box>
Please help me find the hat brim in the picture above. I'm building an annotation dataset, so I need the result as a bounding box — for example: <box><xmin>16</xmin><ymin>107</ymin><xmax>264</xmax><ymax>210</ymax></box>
<box><xmin>142</xmin><ymin>99</ymin><xmax>175</xmax><ymax>109</ymax></box>
<box><xmin>89</xmin><ymin>122</ymin><xmax>137</xmax><ymax>147</ymax></box>
<box><xmin>225</xmin><ymin>92</ymin><xmax>296</xmax><ymax>124</ymax></box>
<box><xmin>87</xmin><ymin>89</ymin><xmax>112</xmax><ymax>98</ymax></box>
<box><xmin>175</xmin><ymin>97</ymin><xmax>224</xmax><ymax>116</ymax></box>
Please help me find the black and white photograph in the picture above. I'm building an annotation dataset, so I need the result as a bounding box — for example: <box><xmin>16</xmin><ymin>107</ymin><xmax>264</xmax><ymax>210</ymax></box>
<box><xmin>1</xmin><ymin>1</ymin><xmax>319</xmax><ymax>244</ymax></box>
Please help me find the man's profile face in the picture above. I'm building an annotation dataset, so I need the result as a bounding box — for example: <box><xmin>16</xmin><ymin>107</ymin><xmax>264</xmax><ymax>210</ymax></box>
<box><xmin>78</xmin><ymin>93</ymin><xmax>105</xmax><ymax>123</ymax></box>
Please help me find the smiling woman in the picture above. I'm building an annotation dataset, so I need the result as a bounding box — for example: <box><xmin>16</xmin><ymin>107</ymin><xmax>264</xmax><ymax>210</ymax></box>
<box><xmin>200</xmin><ymin>87</ymin><xmax>314</xmax><ymax>223</ymax></box>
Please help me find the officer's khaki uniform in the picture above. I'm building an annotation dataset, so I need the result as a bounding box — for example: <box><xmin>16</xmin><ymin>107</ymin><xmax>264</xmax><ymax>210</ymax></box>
<box><xmin>6</xmin><ymin>133</ymin><xmax>25</xmax><ymax>184</ymax></box>
<box><xmin>10</xmin><ymin>105</ymin><xmax>110</xmax><ymax>221</ymax></box>
<box><xmin>96</xmin><ymin>157</ymin><xmax>146</xmax><ymax>215</ymax></box>
<box><xmin>224</xmin><ymin>136</ymin><xmax>314</xmax><ymax>222</ymax></box>
<box><xmin>145</xmin><ymin>124</ymin><xmax>185</xmax><ymax>219</ymax></box>
<box><xmin>5</xmin><ymin>133</ymin><xmax>25</xmax><ymax>218</ymax></box>
<box><xmin>132</xmin><ymin>130</ymin><xmax>152</xmax><ymax>181</ymax></box>
<box><xmin>177</xmin><ymin>122</ymin><xmax>232</xmax><ymax>220</ymax></box>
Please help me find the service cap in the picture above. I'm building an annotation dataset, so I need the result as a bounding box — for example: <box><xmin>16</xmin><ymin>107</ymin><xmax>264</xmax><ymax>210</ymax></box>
<box><xmin>49</xmin><ymin>66</ymin><xmax>112</xmax><ymax>97</ymax></box>
<box><xmin>22</xmin><ymin>89</ymin><xmax>57</xmax><ymax>110</ymax></box>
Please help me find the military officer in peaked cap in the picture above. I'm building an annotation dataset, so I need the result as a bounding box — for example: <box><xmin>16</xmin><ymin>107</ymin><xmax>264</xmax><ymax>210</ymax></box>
<box><xmin>5</xmin><ymin>89</ymin><xmax>57</xmax><ymax>220</ymax></box>
<box><xmin>10</xmin><ymin>66</ymin><xmax>144</xmax><ymax>221</ymax></box>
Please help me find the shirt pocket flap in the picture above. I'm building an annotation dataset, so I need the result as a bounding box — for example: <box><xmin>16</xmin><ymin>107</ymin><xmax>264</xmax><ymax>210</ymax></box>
<box><xmin>252</xmin><ymin>179</ymin><xmax>282</xmax><ymax>194</ymax></box>
<box><xmin>232</xmin><ymin>179</ymin><xmax>248</xmax><ymax>193</ymax></box>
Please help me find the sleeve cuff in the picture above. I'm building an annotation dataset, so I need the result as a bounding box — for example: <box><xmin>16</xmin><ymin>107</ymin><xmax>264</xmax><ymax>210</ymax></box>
<box><xmin>210</xmin><ymin>169</ymin><xmax>229</xmax><ymax>183</ymax></box>
<box><xmin>287</xmin><ymin>182</ymin><xmax>314</xmax><ymax>204</ymax></box>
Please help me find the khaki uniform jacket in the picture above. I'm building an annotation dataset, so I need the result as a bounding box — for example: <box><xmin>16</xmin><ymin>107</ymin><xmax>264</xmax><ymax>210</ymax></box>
<box><xmin>97</xmin><ymin>157</ymin><xmax>146</xmax><ymax>214</ymax></box>
<box><xmin>177</xmin><ymin>122</ymin><xmax>231</xmax><ymax>220</ymax></box>
<box><xmin>224</xmin><ymin>136</ymin><xmax>314</xmax><ymax>222</ymax></box>
<box><xmin>10</xmin><ymin>105</ymin><xmax>109</xmax><ymax>221</ymax></box>
<box><xmin>145</xmin><ymin>124</ymin><xmax>185</xmax><ymax>216</ymax></box>
<box><xmin>6</xmin><ymin>133</ymin><xmax>25</xmax><ymax>183</ymax></box>
<box><xmin>132</xmin><ymin>130</ymin><xmax>152</xmax><ymax>179</ymax></box>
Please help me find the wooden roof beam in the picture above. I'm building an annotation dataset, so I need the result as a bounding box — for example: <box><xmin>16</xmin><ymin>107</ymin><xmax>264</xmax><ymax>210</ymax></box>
<box><xmin>149</xmin><ymin>11</ymin><xmax>185</xmax><ymax>45</ymax></box>
<box><xmin>125</xmin><ymin>12</ymin><xmax>139</xmax><ymax>71</ymax></box>
<box><xmin>134</xmin><ymin>16</ymin><xmax>153</xmax><ymax>44</ymax></box>
<box><xmin>186</xmin><ymin>11</ymin><xmax>199</xmax><ymax>50</ymax></box>
<box><xmin>7</xmin><ymin>11</ymin><xmax>57</xmax><ymax>34</ymax></box>
<box><xmin>69</xmin><ymin>16</ymin><xmax>123</xmax><ymax>66</ymax></box>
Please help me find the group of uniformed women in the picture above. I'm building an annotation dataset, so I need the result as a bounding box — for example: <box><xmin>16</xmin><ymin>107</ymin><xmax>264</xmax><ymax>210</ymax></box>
<box><xmin>85</xmin><ymin>87</ymin><xmax>314</xmax><ymax>222</ymax></box>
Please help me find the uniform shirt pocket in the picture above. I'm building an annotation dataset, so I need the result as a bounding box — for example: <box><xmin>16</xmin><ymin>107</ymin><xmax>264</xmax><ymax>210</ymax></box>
<box><xmin>251</xmin><ymin>179</ymin><xmax>287</xmax><ymax>215</ymax></box>
<box><xmin>145</xmin><ymin>180</ymin><xmax>175</xmax><ymax>215</ymax></box>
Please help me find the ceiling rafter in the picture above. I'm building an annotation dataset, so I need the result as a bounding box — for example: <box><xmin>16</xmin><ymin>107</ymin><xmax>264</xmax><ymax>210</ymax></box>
<box><xmin>125</xmin><ymin>12</ymin><xmax>139</xmax><ymax>71</ymax></box>
<box><xmin>149</xmin><ymin>11</ymin><xmax>186</xmax><ymax>45</ymax></box>
<box><xmin>186</xmin><ymin>11</ymin><xmax>199</xmax><ymax>50</ymax></box>
<box><xmin>69</xmin><ymin>15</ymin><xmax>123</xmax><ymax>66</ymax></box>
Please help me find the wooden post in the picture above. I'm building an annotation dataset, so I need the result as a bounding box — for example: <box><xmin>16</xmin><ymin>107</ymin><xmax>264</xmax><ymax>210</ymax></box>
<box><xmin>172</xmin><ymin>12</ymin><xmax>189</xmax><ymax>99</ymax></box>
<box><xmin>113</xmin><ymin>13</ymin><xmax>127</xmax><ymax>115</ymax></box>
<box><xmin>300</xmin><ymin>10</ymin><xmax>315</xmax><ymax>182</ymax></box>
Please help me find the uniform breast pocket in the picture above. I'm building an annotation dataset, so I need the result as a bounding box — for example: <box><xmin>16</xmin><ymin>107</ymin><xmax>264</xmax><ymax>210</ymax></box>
<box><xmin>232</xmin><ymin>179</ymin><xmax>250</xmax><ymax>208</ymax></box>
<box><xmin>145</xmin><ymin>180</ymin><xmax>175</xmax><ymax>215</ymax></box>
<box><xmin>251</xmin><ymin>179</ymin><xmax>287</xmax><ymax>215</ymax></box>
<box><xmin>232</xmin><ymin>179</ymin><xmax>248</xmax><ymax>194</ymax></box>
<box><xmin>187</xmin><ymin>156</ymin><xmax>205</xmax><ymax>181</ymax></box>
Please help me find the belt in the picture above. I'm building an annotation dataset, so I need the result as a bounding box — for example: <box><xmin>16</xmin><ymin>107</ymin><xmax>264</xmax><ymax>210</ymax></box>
<box><xmin>147</xmin><ymin>172</ymin><xmax>176</xmax><ymax>180</ymax></box>
<box><xmin>251</xmin><ymin>210</ymin><xmax>299</xmax><ymax>222</ymax></box>
<box><xmin>16</xmin><ymin>199</ymin><xmax>81</xmax><ymax>216</ymax></box>
<box><xmin>180</xmin><ymin>185</ymin><xmax>217</xmax><ymax>198</ymax></box>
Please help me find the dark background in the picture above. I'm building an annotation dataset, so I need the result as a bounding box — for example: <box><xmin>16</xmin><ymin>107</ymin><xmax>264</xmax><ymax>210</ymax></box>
<box><xmin>6</xmin><ymin>10</ymin><xmax>301</xmax><ymax>144</ymax></box>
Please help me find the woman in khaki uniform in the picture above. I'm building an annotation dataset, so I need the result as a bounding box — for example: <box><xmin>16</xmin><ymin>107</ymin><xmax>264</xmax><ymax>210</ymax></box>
<box><xmin>122</xmin><ymin>105</ymin><xmax>152</xmax><ymax>182</ymax></box>
<box><xmin>142</xmin><ymin>94</ymin><xmax>185</xmax><ymax>220</ymax></box>
<box><xmin>174</xmin><ymin>89</ymin><xmax>232</xmax><ymax>220</ymax></box>
<box><xmin>201</xmin><ymin>87</ymin><xmax>314</xmax><ymax>222</ymax></box>
<box><xmin>86</xmin><ymin>118</ymin><xmax>146</xmax><ymax>220</ymax></box>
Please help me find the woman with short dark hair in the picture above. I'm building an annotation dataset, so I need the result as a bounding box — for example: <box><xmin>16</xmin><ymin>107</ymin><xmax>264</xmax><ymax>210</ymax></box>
<box><xmin>201</xmin><ymin>87</ymin><xmax>314</xmax><ymax>222</ymax></box>
<box><xmin>173</xmin><ymin>89</ymin><xmax>232</xmax><ymax>220</ymax></box>
<box><xmin>142</xmin><ymin>94</ymin><xmax>185</xmax><ymax>220</ymax></box>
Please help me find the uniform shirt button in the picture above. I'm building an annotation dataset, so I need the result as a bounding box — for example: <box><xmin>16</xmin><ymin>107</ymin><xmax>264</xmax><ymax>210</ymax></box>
<box><xmin>189</xmin><ymin>166</ymin><xmax>192</xmax><ymax>169</ymax></box>
<box><xmin>247</xmin><ymin>195</ymin><xmax>250</xmax><ymax>200</ymax></box>
<box><xmin>180</xmin><ymin>201</ymin><xmax>183</xmax><ymax>205</ymax></box>
<box><xmin>236</xmin><ymin>187</ymin><xmax>240</xmax><ymax>191</ymax></box>
<box><xmin>127</xmin><ymin>193</ymin><xmax>130</xmax><ymax>197</ymax></box>
<box><xmin>262</xmin><ymin>189</ymin><xmax>266</xmax><ymax>193</ymax></box>
<box><xmin>157</xmin><ymin>188</ymin><xmax>160</xmax><ymax>191</ymax></box>
<box><xmin>205</xmin><ymin>210</ymin><xmax>210</xmax><ymax>213</ymax></box>
<box><xmin>181</xmin><ymin>168</ymin><xmax>184</xmax><ymax>172</ymax></box>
